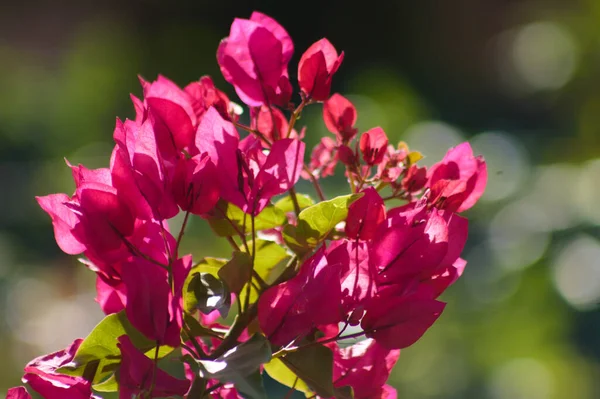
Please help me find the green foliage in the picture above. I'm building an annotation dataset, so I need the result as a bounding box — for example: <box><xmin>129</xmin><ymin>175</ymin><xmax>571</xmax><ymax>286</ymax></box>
<box><xmin>57</xmin><ymin>311</ymin><xmax>173</xmax><ymax>389</ymax></box>
<box><xmin>196</xmin><ymin>334</ymin><xmax>272</xmax><ymax>399</ymax></box>
<box><xmin>183</xmin><ymin>257</ymin><xmax>227</xmax><ymax>314</ymax></box>
<box><xmin>218</xmin><ymin>251</ymin><xmax>253</xmax><ymax>295</ymax></box>
<box><xmin>283</xmin><ymin>193</ymin><xmax>363</xmax><ymax>254</ymax></box>
<box><xmin>278</xmin><ymin>343</ymin><xmax>352</xmax><ymax>398</ymax></box>
<box><xmin>275</xmin><ymin>193</ymin><xmax>315</xmax><ymax>213</ymax></box>
<box><xmin>208</xmin><ymin>200</ymin><xmax>287</xmax><ymax>237</ymax></box>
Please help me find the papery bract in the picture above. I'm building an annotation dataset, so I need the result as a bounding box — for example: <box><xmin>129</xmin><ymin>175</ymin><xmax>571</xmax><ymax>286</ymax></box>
<box><xmin>118</xmin><ymin>335</ymin><xmax>190</xmax><ymax>399</ymax></box>
<box><xmin>36</xmin><ymin>193</ymin><xmax>86</xmax><ymax>255</ymax></box>
<box><xmin>172</xmin><ymin>154</ymin><xmax>220</xmax><ymax>215</ymax></box>
<box><xmin>255</xmin><ymin>106</ymin><xmax>290</xmax><ymax>142</ymax></box>
<box><xmin>307</xmin><ymin>136</ymin><xmax>337</xmax><ymax>179</ymax></box>
<box><xmin>111</xmin><ymin>117</ymin><xmax>179</xmax><ymax>220</ymax></box>
<box><xmin>6</xmin><ymin>387</ymin><xmax>32</xmax><ymax>399</ymax></box>
<box><xmin>184</xmin><ymin>75</ymin><xmax>233</xmax><ymax>121</ymax></box>
<box><xmin>371</xmin><ymin>204</ymin><xmax>449</xmax><ymax>284</ymax></box>
<box><xmin>141</xmin><ymin>75</ymin><xmax>197</xmax><ymax>156</ymax></box>
<box><xmin>22</xmin><ymin>339</ymin><xmax>97</xmax><ymax>399</ymax></box>
<box><xmin>258</xmin><ymin>247</ymin><xmax>342</xmax><ymax>346</ymax></box>
<box><xmin>332</xmin><ymin>339</ymin><xmax>400</xmax><ymax>399</ymax></box>
<box><xmin>122</xmin><ymin>254</ymin><xmax>190</xmax><ymax>347</ymax></box>
<box><xmin>95</xmin><ymin>274</ymin><xmax>126</xmax><ymax>314</ymax></box>
<box><xmin>326</xmin><ymin>240</ymin><xmax>375</xmax><ymax>321</ymax></box>
<box><xmin>323</xmin><ymin>93</ymin><xmax>358</xmax><ymax>143</ymax></box>
<box><xmin>427</xmin><ymin>142</ymin><xmax>487</xmax><ymax>212</ymax></box>
<box><xmin>345</xmin><ymin>187</ymin><xmax>386</xmax><ymax>241</ymax></box>
<box><xmin>217</xmin><ymin>12</ymin><xmax>293</xmax><ymax>107</ymax></box>
<box><xmin>298</xmin><ymin>38</ymin><xmax>344</xmax><ymax>101</ymax></box>
<box><xmin>361</xmin><ymin>288</ymin><xmax>445</xmax><ymax>349</ymax></box>
<box><xmin>359</xmin><ymin>127</ymin><xmax>388</xmax><ymax>166</ymax></box>
<box><xmin>402</xmin><ymin>164</ymin><xmax>427</xmax><ymax>192</ymax></box>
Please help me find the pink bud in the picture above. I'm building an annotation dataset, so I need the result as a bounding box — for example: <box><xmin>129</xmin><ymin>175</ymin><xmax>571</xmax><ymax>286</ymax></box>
<box><xmin>298</xmin><ymin>38</ymin><xmax>344</xmax><ymax>101</ymax></box>
<box><xmin>345</xmin><ymin>187</ymin><xmax>386</xmax><ymax>240</ymax></box>
<box><xmin>217</xmin><ymin>13</ymin><xmax>293</xmax><ymax>107</ymax></box>
<box><xmin>323</xmin><ymin>93</ymin><xmax>357</xmax><ymax>142</ymax></box>
<box><xmin>359</xmin><ymin>127</ymin><xmax>388</xmax><ymax>166</ymax></box>
<box><xmin>427</xmin><ymin>142</ymin><xmax>487</xmax><ymax>212</ymax></box>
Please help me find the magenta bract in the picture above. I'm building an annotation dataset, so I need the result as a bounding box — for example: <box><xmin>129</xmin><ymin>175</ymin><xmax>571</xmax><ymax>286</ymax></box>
<box><xmin>30</xmin><ymin>10</ymin><xmax>487</xmax><ymax>399</ymax></box>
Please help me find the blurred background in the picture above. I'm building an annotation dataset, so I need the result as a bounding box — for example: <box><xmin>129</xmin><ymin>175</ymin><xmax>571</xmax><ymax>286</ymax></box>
<box><xmin>2</xmin><ymin>0</ymin><xmax>600</xmax><ymax>397</ymax></box>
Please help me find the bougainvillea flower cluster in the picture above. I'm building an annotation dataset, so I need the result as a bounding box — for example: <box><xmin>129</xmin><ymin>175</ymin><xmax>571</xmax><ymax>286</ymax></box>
<box><xmin>10</xmin><ymin>11</ymin><xmax>486</xmax><ymax>399</ymax></box>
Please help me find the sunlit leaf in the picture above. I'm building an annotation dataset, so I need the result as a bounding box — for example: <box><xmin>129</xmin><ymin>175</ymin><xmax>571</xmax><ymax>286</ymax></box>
<box><xmin>283</xmin><ymin>193</ymin><xmax>363</xmax><ymax>253</ymax></box>
<box><xmin>264</xmin><ymin>358</ymin><xmax>312</xmax><ymax>395</ymax></box>
<box><xmin>197</xmin><ymin>334</ymin><xmax>271</xmax><ymax>399</ymax></box>
<box><xmin>218</xmin><ymin>251</ymin><xmax>253</xmax><ymax>295</ymax></box>
<box><xmin>275</xmin><ymin>193</ymin><xmax>315</xmax><ymax>214</ymax></box>
<box><xmin>280</xmin><ymin>344</ymin><xmax>336</xmax><ymax>398</ymax></box>
<box><xmin>57</xmin><ymin>311</ymin><xmax>173</xmax><ymax>384</ymax></box>
<box><xmin>208</xmin><ymin>200</ymin><xmax>287</xmax><ymax>237</ymax></box>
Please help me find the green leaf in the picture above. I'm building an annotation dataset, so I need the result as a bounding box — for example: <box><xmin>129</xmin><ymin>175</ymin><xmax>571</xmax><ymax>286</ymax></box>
<box><xmin>183</xmin><ymin>257</ymin><xmax>227</xmax><ymax>314</ymax></box>
<box><xmin>187</xmin><ymin>272</ymin><xmax>230</xmax><ymax>317</ymax></box>
<box><xmin>238</xmin><ymin>239</ymin><xmax>291</xmax><ymax>306</ymax></box>
<box><xmin>57</xmin><ymin>311</ymin><xmax>173</xmax><ymax>384</ymax></box>
<box><xmin>280</xmin><ymin>344</ymin><xmax>336</xmax><ymax>398</ymax></box>
<box><xmin>197</xmin><ymin>334</ymin><xmax>271</xmax><ymax>399</ymax></box>
<box><xmin>283</xmin><ymin>193</ymin><xmax>363</xmax><ymax>253</ymax></box>
<box><xmin>264</xmin><ymin>358</ymin><xmax>312</xmax><ymax>395</ymax></box>
<box><xmin>208</xmin><ymin>200</ymin><xmax>287</xmax><ymax>237</ymax></box>
<box><xmin>218</xmin><ymin>251</ymin><xmax>253</xmax><ymax>295</ymax></box>
<box><xmin>92</xmin><ymin>373</ymin><xmax>118</xmax><ymax>392</ymax></box>
<box><xmin>275</xmin><ymin>193</ymin><xmax>315</xmax><ymax>214</ymax></box>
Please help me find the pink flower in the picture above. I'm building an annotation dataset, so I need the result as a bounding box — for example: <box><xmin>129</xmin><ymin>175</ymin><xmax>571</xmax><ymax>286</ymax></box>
<box><xmin>35</xmin><ymin>193</ymin><xmax>86</xmax><ymax>255</ymax></box>
<box><xmin>427</xmin><ymin>142</ymin><xmax>487</xmax><ymax>212</ymax></box>
<box><xmin>326</xmin><ymin>240</ymin><xmax>375</xmax><ymax>321</ymax></box>
<box><xmin>359</xmin><ymin>127</ymin><xmax>388</xmax><ymax>166</ymax></box>
<box><xmin>217</xmin><ymin>12</ymin><xmax>293</xmax><ymax>107</ymax></box>
<box><xmin>323</xmin><ymin>93</ymin><xmax>358</xmax><ymax>143</ymax></box>
<box><xmin>255</xmin><ymin>105</ymin><xmax>290</xmax><ymax>142</ymax></box>
<box><xmin>197</xmin><ymin>107</ymin><xmax>304</xmax><ymax>215</ymax></box>
<box><xmin>111</xmin><ymin>117</ymin><xmax>179</xmax><ymax>220</ymax></box>
<box><xmin>307</xmin><ymin>137</ymin><xmax>337</xmax><ymax>179</ymax></box>
<box><xmin>95</xmin><ymin>274</ymin><xmax>126</xmax><ymax>314</ymax></box>
<box><xmin>402</xmin><ymin>164</ymin><xmax>427</xmax><ymax>192</ymax></box>
<box><xmin>298</xmin><ymin>39</ymin><xmax>344</xmax><ymax>101</ymax></box>
<box><xmin>22</xmin><ymin>339</ymin><xmax>97</xmax><ymax>399</ymax></box>
<box><xmin>118</xmin><ymin>335</ymin><xmax>190</xmax><ymax>399</ymax></box>
<box><xmin>140</xmin><ymin>75</ymin><xmax>197</xmax><ymax>157</ymax></box>
<box><xmin>345</xmin><ymin>187</ymin><xmax>386</xmax><ymax>241</ymax></box>
<box><xmin>258</xmin><ymin>247</ymin><xmax>342</xmax><ymax>346</ymax></box>
<box><xmin>332</xmin><ymin>339</ymin><xmax>400</xmax><ymax>399</ymax></box>
<box><xmin>6</xmin><ymin>387</ymin><xmax>31</xmax><ymax>399</ymax></box>
<box><xmin>184</xmin><ymin>75</ymin><xmax>233</xmax><ymax>122</ymax></box>
<box><xmin>371</xmin><ymin>204</ymin><xmax>451</xmax><ymax>284</ymax></box>
<box><xmin>361</xmin><ymin>287</ymin><xmax>445</xmax><ymax>350</ymax></box>
<box><xmin>172</xmin><ymin>154</ymin><xmax>220</xmax><ymax>216</ymax></box>
<box><xmin>122</xmin><ymin>255</ymin><xmax>191</xmax><ymax>347</ymax></box>
<box><xmin>375</xmin><ymin>144</ymin><xmax>408</xmax><ymax>183</ymax></box>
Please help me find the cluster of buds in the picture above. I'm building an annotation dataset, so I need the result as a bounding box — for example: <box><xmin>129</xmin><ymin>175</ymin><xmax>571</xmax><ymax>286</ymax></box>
<box><xmin>8</xmin><ymin>11</ymin><xmax>486</xmax><ymax>399</ymax></box>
